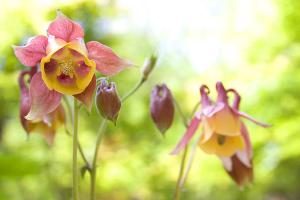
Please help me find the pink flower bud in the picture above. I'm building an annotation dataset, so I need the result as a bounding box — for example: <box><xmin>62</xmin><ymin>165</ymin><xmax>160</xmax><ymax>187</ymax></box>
<box><xmin>150</xmin><ymin>84</ymin><xmax>174</xmax><ymax>135</ymax></box>
<box><xmin>95</xmin><ymin>79</ymin><xmax>121</xmax><ymax>124</ymax></box>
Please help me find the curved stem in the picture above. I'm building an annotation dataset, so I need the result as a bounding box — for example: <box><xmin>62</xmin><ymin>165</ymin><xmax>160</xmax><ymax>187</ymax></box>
<box><xmin>173</xmin><ymin>98</ymin><xmax>189</xmax><ymax>127</ymax></box>
<box><xmin>190</xmin><ymin>101</ymin><xmax>200</xmax><ymax>117</ymax></box>
<box><xmin>73</xmin><ymin>98</ymin><xmax>79</xmax><ymax>200</ymax></box>
<box><xmin>172</xmin><ymin>100</ymin><xmax>200</xmax><ymax>200</ymax></box>
<box><xmin>173</xmin><ymin>145</ymin><xmax>189</xmax><ymax>200</ymax></box>
<box><xmin>89</xmin><ymin>77</ymin><xmax>147</xmax><ymax>200</ymax></box>
<box><xmin>121</xmin><ymin>78</ymin><xmax>145</xmax><ymax>102</ymax></box>
<box><xmin>172</xmin><ymin>97</ymin><xmax>190</xmax><ymax>200</ymax></box>
<box><xmin>90</xmin><ymin>119</ymin><xmax>107</xmax><ymax>200</ymax></box>
<box><xmin>63</xmin><ymin>96</ymin><xmax>90</xmax><ymax>169</ymax></box>
<box><xmin>179</xmin><ymin>134</ymin><xmax>201</xmax><ymax>188</ymax></box>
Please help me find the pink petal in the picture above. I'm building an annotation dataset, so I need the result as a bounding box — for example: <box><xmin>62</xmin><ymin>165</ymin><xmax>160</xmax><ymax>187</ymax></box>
<box><xmin>57</xmin><ymin>74</ymin><xmax>76</xmax><ymax>86</ymax></box>
<box><xmin>74</xmin><ymin>75</ymin><xmax>96</xmax><ymax>112</ymax></box>
<box><xmin>19</xmin><ymin>71</ymin><xmax>31</xmax><ymax>133</ymax></box>
<box><xmin>47</xmin><ymin>11</ymin><xmax>84</xmax><ymax>42</ymax></box>
<box><xmin>25</xmin><ymin>72</ymin><xmax>62</xmax><ymax>120</ymax></box>
<box><xmin>216</xmin><ymin>81</ymin><xmax>229</xmax><ymax>104</ymax></box>
<box><xmin>86</xmin><ymin>41</ymin><xmax>132</xmax><ymax>76</ymax></box>
<box><xmin>171</xmin><ymin>117</ymin><xmax>201</xmax><ymax>155</ymax></box>
<box><xmin>200</xmin><ymin>85</ymin><xmax>212</xmax><ymax>107</ymax></box>
<box><xmin>236</xmin><ymin>122</ymin><xmax>253</xmax><ymax>167</ymax></box>
<box><xmin>13</xmin><ymin>35</ymin><xmax>48</xmax><ymax>67</ymax></box>
<box><xmin>203</xmin><ymin>103</ymin><xmax>225</xmax><ymax>117</ymax></box>
<box><xmin>237</xmin><ymin>111</ymin><xmax>271</xmax><ymax>127</ymax></box>
<box><xmin>227</xmin><ymin>88</ymin><xmax>241</xmax><ymax>110</ymax></box>
<box><xmin>220</xmin><ymin>156</ymin><xmax>233</xmax><ymax>171</ymax></box>
<box><xmin>75</xmin><ymin>61</ymin><xmax>91</xmax><ymax>77</ymax></box>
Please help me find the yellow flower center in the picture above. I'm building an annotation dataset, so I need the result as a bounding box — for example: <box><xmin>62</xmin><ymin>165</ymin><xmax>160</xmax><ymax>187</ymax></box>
<box><xmin>217</xmin><ymin>134</ymin><xmax>226</xmax><ymax>145</ymax></box>
<box><xmin>57</xmin><ymin>58</ymin><xmax>74</xmax><ymax>78</ymax></box>
<box><xmin>41</xmin><ymin>38</ymin><xmax>96</xmax><ymax>95</ymax></box>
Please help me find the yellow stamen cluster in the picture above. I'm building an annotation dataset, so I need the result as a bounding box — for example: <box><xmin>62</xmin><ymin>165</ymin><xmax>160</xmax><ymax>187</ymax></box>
<box><xmin>57</xmin><ymin>58</ymin><xmax>74</xmax><ymax>78</ymax></box>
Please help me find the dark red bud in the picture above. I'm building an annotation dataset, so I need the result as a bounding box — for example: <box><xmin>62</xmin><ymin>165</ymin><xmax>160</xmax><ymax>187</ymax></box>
<box><xmin>95</xmin><ymin>79</ymin><xmax>121</xmax><ymax>124</ymax></box>
<box><xmin>150</xmin><ymin>84</ymin><xmax>174</xmax><ymax>135</ymax></box>
<box><xmin>225</xmin><ymin>155</ymin><xmax>253</xmax><ymax>187</ymax></box>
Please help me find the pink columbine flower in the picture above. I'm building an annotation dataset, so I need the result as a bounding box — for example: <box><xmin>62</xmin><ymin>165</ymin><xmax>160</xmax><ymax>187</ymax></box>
<box><xmin>19</xmin><ymin>69</ymin><xmax>66</xmax><ymax>145</ymax></box>
<box><xmin>14</xmin><ymin>11</ymin><xmax>131</xmax><ymax>121</ymax></box>
<box><xmin>171</xmin><ymin>82</ymin><xmax>269</xmax><ymax>157</ymax></box>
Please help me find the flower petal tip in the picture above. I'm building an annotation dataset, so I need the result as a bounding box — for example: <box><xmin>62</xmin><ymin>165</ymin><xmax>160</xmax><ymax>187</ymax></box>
<box><xmin>24</xmin><ymin>112</ymin><xmax>35</xmax><ymax>121</ymax></box>
<box><xmin>86</xmin><ymin>41</ymin><xmax>132</xmax><ymax>76</ymax></box>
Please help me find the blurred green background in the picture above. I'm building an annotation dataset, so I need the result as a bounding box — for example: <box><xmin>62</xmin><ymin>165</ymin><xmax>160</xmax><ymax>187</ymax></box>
<box><xmin>1</xmin><ymin>0</ymin><xmax>300</xmax><ymax>199</ymax></box>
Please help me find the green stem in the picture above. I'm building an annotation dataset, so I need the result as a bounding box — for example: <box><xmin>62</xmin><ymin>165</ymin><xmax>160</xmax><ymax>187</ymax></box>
<box><xmin>172</xmin><ymin>99</ymin><xmax>200</xmax><ymax>200</ymax></box>
<box><xmin>121</xmin><ymin>78</ymin><xmax>145</xmax><ymax>102</ymax></box>
<box><xmin>73</xmin><ymin>98</ymin><xmax>79</xmax><ymax>200</ymax></box>
<box><xmin>172</xmin><ymin>97</ymin><xmax>190</xmax><ymax>200</ymax></box>
<box><xmin>177</xmin><ymin>101</ymin><xmax>201</xmax><ymax>189</ymax></box>
<box><xmin>89</xmin><ymin>77</ymin><xmax>146</xmax><ymax>200</ymax></box>
<box><xmin>63</xmin><ymin>96</ymin><xmax>90</xmax><ymax>169</ymax></box>
<box><xmin>179</xmin><ymin>135</ymin><xmax>201</xmax><ymax>188</ymax></box>
<box><xmin>173</xmin><ymin>98</ymin><xmax>189</xmax><ymax>127</ymax></box>
<box><xmin>173</xmin><ymin>145</ymin><xmax>189</xmax><ymax>200</ymax></box>
<box><xmin>90</xmin><ymin>119</ymin><xmax>107</xmax><ymax>200</ymax></box>
<box><xmin>190</xmin><ymin>101</ymin><xmax>200</xmax><ymax>117</ymax></box>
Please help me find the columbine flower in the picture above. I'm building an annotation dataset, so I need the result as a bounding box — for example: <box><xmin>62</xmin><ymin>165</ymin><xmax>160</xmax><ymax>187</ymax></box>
<box><xmin>150</xmin><ymin>84</ymin><xmax>175</xmax><ymax>135</ymax></box>
<box><xmin>14</xmin><ymin>11</ymin><xmax>131</xmax><ymax>120</ymax></box>
<box><xmin>171</xmin><ymin>82</ymin><xmax>269</xmax><ymax>157</ymax></box>
<box><xmin>19</xmin><ymin>70</ymin><xmax>66</xmax><ymax>145</ymax></box>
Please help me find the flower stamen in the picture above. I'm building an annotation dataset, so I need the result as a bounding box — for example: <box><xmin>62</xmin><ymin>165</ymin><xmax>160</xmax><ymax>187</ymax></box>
<box><xmin>217</xmin><ymin>134</ymin><xmax>226</xmax><ymax>145</ymax></box>
<box><xmin>58</xmin><ymin>58</ymin><xmax>74</xmax><ymax>78</ymax></box>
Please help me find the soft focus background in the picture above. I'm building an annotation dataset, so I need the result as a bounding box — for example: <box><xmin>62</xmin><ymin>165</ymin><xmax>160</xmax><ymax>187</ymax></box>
<box><xmin>0</xmin><ymin>0</ymin><xmax>299</xmax><ymax>199</ymax></box>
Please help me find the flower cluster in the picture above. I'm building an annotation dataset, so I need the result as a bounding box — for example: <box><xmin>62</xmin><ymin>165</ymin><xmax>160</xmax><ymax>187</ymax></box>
<box><xmin>14</xmin><ymin>11</ymin><xmax>130</xmax><ymax>143</ymax></box>
<box><xmin>169</xmin><ymin>82</ymin><xmax>269</xmax><ymax>186</ymax></box>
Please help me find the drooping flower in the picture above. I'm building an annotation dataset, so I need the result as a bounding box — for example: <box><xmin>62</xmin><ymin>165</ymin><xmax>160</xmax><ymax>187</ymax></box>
<box><xmin>95</xmin><ymin>78</ymin><xmax>121</xmax><ymax>124</ymax></box>
<box><xmin>171</xmin><ymin>82</ymin><xmax>269</xmax><ymax>157</ymax></box>
<box><xmin>150</xmin><ymin>84</ymin><xmax>175</xmax><ymax>135</ymax></box>
<box><xmin>19</xmin><ymin>70</ymin><xmax>66</xmax><ymax>145</ymax></box>
<box><xmin>171</xmin><ymin>82</ymin><xmax>270</xmax><ymax>186</ymax></box>
<box><xmin>220</xmin><ymin>89</ymin><xmax>254</xmax><ymax>187</ymax></box>
<box><xmin>14</xmin><ymin>11</ymin><xmax>131</xmax><ymax>120</ymax></box>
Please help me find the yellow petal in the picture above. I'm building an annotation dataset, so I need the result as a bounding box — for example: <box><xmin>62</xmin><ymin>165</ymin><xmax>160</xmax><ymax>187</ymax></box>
<box><xmin>41</xmin><ymin>39</ymin><xmax>96</xmax><ymax>95</ymax></box>
<box><xmin>205</xmin><ymin>107</ymin><xmax>241</xmax><ymax>136</ymax></box>
<box><xmin>199</xmin><ymin>133</ymin><xmax>244</xmax><ymax>157</ymax></box>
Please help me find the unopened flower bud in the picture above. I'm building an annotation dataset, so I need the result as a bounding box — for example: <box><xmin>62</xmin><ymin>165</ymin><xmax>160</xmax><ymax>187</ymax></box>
<box><xmin>96</xmin><ymin>79</ymin><xmax>121</xmax><ymax>124</ymax></box>
<box><xmin>150</xmin><ymin>84</ymin><xmax>174</xmax><ymax>135</ymax></box>
<box><xmin>142</xmin><ymin>54</ymin><xmax>157</xmax><ymax>81</ymax></box>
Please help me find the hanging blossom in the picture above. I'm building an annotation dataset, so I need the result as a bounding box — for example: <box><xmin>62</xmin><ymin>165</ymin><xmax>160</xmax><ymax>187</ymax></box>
<box><xmin>220</xmin><ymin>89</ymin><xmax>254</xmax><ymax>186</ymax></box>
<box><xmin>171</xmin><ymin>82</ymin><xmax>270</xmax><ymax>186</ymax></box>
<box><xmin>19</xmin><ymin>68</ymin><xmax>66</xmax><ymax>145</ymax></box>
<box><xmin>13</xmin><ymin>11</ymin><xmax>131</xmax><ymax>121</ymax></box>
